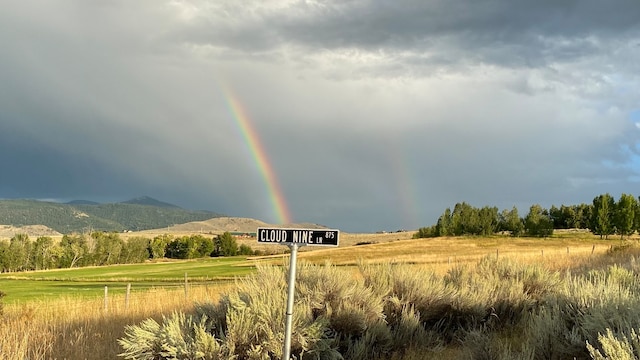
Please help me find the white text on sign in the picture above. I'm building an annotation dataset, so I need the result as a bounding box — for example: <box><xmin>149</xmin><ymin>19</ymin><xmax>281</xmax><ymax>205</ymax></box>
<box><xmin>259</xmin><ymin>229</ymin><xmax>288</xmax><ymax>243</ymax></box>
<box><xmin>257</xmin><ymin>228</ymin><xmax>340</xmax><ymax>247</ymax></box>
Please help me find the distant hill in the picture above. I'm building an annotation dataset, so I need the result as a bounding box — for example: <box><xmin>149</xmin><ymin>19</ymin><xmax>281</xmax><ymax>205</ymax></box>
<box><xmin>119</xmin><ymin>196</ymin><xmax>180</xmax><ymax>208</ymax></box>
<box><xmin>66</xmin><ymin>200</ymin><xmax>100</xmax><ymax>205</ymax></box>
<box><xmin>0</xmin><ymin>224</ymin><xmax>61</xmax><ymax>238</ymax></box>
<box><xmin>140</xmin><ymin>217</ymin><xmax>329</xmax><ymax>235</ymax></box>
<box><xmin>0</xmin><ymin>198</ymin><xmax>224</xmax><ymax>234</ymax></box>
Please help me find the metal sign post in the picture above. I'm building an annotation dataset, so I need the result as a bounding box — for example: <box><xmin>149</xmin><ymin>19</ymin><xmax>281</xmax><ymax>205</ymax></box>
<box><xmin>282</xmin><ymin>243</ymin><xmax>298</xmax><ymax>360</ymax></box>
<box><xmin>257</xmin><ymin>227</ymin><xmax>339</xmax><ymax>360</ymax></box>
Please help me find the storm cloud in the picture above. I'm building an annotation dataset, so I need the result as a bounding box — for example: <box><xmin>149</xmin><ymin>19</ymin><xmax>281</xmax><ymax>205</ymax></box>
<box><xmin>1</xmin><ymin>0</ymin><xmax>639</xmax><ymax>232</ymax></box>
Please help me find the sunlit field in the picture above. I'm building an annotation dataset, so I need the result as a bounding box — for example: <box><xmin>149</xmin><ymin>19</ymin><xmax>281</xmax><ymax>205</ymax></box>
<box><xmin>258</xmin><ymin>232</ymin><xmax>618</xmax><ymax>274</ymax></box>
<box><xmin>0</xmin><ymin>256</ymin><xmax>253</xmax><ymax>303</ymax></box>
<box><xmin>0</xmin><ymin>232</ymin><xmax>637</xmax><ymax>359</ymax></box>
<box><xmin>0</xmin><ymin>285</ymin><xmax>230</xmax><ymax>359</ymax></box>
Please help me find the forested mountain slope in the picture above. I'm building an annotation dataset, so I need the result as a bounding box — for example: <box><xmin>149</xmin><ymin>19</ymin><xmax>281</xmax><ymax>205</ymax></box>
<box><xmin>0</xmin><ymin>198</ymin><xmax>223</xmax><ymax>233</ymax></box>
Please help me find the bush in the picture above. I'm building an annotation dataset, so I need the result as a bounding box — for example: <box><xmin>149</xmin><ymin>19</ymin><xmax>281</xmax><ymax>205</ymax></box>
<box><xmin>119</xmin><ymin>312</ymin><xmax>228</xmax><ymax>360</ymax></box>
<box><xmin>413</xmin><ymin>226</ymin><xmax>438</xmax><ymax>238</ymax></box>
<box><xmin>165</xmin><ymin>235</ymin><xmax>215</xmax><ymax>259</ymax></box>
<box><xmin>120</xmin><ymin>265</ymin><xmax>344</xmax><ymax>359</ymax></box>
<box><xmin>238</xmin><ymin>244</ymin><xmax>253</xmax><ymax>255</ymax></box>
<box><xmin>587</xmin><ymin>328</ymin><xmax>640</xmax><ymax>360</ymax></box>
<box><xmin>120</xmin><ymin>250</ymin><xmax>640</xmax><ymax>360</ymax></box>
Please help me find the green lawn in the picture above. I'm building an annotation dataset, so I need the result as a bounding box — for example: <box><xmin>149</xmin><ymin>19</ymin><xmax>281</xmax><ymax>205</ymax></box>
<box><xmin>0</xmin><ymin>257</ymin><xmax>255</xmax><ymax>303</ymax></box>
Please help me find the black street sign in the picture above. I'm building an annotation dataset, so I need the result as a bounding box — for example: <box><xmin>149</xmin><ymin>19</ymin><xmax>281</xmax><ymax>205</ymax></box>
<box><xmin>257</xmin><ymin>227</ymin><xmax>339</xmax><ymax>247</ymax></box>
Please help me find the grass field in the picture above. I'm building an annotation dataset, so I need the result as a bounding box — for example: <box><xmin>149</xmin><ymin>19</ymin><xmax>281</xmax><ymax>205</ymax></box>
<box><xmin>0</xmin><ymin>232</ymin><xmax>622</xmax><ymax>303</ymax></box>
<box><xmin>0</xmin><ymin>232</ymin><xmax>635</xmax><ymax>359</ymax></box>
<box><xmin>257</xmin><ymin>233</ymin><xmax>619</xmax><ymax>273</ymax></box>
<box><xmin>0</xmin><ymin>256</ymin><xmax>254</xmax><ymax>303</ymax></box>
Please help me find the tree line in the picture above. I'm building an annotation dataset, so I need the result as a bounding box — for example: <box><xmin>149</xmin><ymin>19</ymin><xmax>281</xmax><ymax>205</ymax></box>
<box><xmin>415</xmin><ymin>193</ymin><xmax>640</xmax><ymax>239</ymax></box>
<box><xmin>0</xmin><ymin>232</ymin><xmax>254</xmax><ymax>273</ymax></box>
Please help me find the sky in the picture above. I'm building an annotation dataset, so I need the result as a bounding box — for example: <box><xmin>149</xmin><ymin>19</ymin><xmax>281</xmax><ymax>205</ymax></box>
<box><xmin>1</xmin><ymin>0</ymin><xmax>640</xmax><ymax>233</ymax></box>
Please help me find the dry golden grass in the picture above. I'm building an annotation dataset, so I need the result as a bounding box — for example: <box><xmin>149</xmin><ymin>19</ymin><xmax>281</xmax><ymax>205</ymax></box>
<box><xmin>251</xmin><ymin>234</ymin><xmax>618</xmax><ymax>274</ymax></box>
<box><xmin>0</xmin><ymin>283</ymin><xmax>231</xmax><ymax>360</ymax></box>
<box><xmin>0</xmin><ymin>232</ymin><xmax>631</xmax><ymax>359</ymax></box>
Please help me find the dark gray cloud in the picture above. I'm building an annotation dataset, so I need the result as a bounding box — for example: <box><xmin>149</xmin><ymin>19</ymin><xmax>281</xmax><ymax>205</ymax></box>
<box><xmin>1</xmin><ymin>1</ymin><xmax>639</xmax><ymax>232</ymax></box>
<box><xmin>179</xmin><ymin>0</ymin><xmax>640</xmax><ymax>68</ymax></box>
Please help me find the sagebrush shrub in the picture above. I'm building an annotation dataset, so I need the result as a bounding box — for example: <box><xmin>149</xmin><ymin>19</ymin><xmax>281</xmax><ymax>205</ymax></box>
<box><xmin>119</xmin><ymin>250</ymin><xmax>640</xmax><ymax>360</ymax></box>
<box><xmin>362</xmin><ymin>258</ymin><xmax>555</xmax><ymax>344</ymax></box>
<box><xmin>587</xmin><ymin>328</ymin><xmax>640</xmax><ymax>360</ymax></box>
<box><xmin>118</xmin><ymin>312</ymin><xmax>226</xmax><ymax>360</ymax></box>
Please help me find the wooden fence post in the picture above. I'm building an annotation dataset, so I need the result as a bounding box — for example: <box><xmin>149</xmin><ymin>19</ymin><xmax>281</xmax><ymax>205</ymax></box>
<box><xmin>104</xmin><ymin>285</ymin><xmax>108</xmax><ymax>312</ymax></box>
<box><xmin>184</xmin><ymin>272</ymin><xmax>188</xmax><ymax>300</ymax></box>
<box><xmin>126</xmin><ymin>283</ymin><xmax>131</xmax><ymax>309</ymax></box>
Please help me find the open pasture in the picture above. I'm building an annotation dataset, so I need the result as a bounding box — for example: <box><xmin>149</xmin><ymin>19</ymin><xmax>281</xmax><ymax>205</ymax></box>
<box><xmin>256</xmin><ymin>233</ymin><xmax>618</xmax><ymax>274</ymax></box>
<box><xmin>0</xmin><ymin>256</ymin><xmax>253</xmax><ymax>303</ymax></box>
<box><xmin>0</xmin><ymin>285</ymin><xmax>229</xmax><ymax>360</ymax></box>
<box><xmin>0</xmin><ymin>233</ymin><xmax>636</xmax><ymax>359</ymax></box>
<box><xmin>0</xmin><ymin>233</ymin><xmax>620</xmax><ymax>303</ymax></box>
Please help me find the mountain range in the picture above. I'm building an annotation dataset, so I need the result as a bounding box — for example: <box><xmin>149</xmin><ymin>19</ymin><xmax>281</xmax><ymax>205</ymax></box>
<box><xmin>0</xmin><ymin>196</ymin><xmax>223</xmax><ymax>234</ymax></box>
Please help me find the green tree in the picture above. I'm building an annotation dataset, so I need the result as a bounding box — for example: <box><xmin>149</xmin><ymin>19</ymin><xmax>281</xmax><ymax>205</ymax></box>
<box><xmin>549</xmin><ymin>205</ymin><xmax>564</xmax><ymax>229</ymax></box>
<box><xmin>91</xmin><ymin>232</ymin><xmax>125</xmax><ymax>265</ymax></box>
<box><xmin>560</xmin><ymin>205</ymin><xmax>577</xmax><ymax>229</ymax></box>
<box><xmin>591</xmin><ymin>194</ymin><xmax>615</xmax><ymax>239</ymax></box>
<box><xmin>435</xmin><ymin>208</ymin><xmax>453</xmax><ymax>236</ymax></box>
<box><xmin>8</xmin><ymin>234</ymin><xmax>32</xmax><ymax>271</ymax></box>
<box><xmin>238</xmin><ymin>244</ymin><xmax>254</xmax><ymax>255</ymax></box>
<box><xmin>450</xmin><ymin>203</ymin><xmax>465</xmax><ymax>235</ymax></box>
<box><xmin>31</xmin><ymin>236</ymin><xmax>56</xmax><ymax>270</ymax></box>
<box><xmin>188</xmin><ymin>235</ymin><xmax>214</xmax><ymax>258</ymax></box>
<box><xmin>524</xmin><ymin>204</ymin><xmax>553</xmax><ymax>237</ymax></box>
<box><xmin>165</xmin><ymin>237</ymin><xmax>192</xmax><ymax>259</ymax></box>
<box><xmin>0</xmin><ymin>240</ymin><xmax>10</xmax><ymax>272</ymax></box>
<box><xmin>214</xmin><ymin>232</ymin><xmax>238</xmax><ymax>257</ymax></box>
<box><xmin>615</xmin><ymin>193</ymin><xmax>636</xmax><ymax>239</ymax></box>
<box><xmin>451</xmin><ymin>202</ymin><xmax>480</xmax><ymax>235</ymax></box>
<box><xmin>120</xmin><ymin>236</ymin><xmax>151</xmax><ymax>263</ymax></box>
<box><xmin>477</xmin><ymin>206</ymin><xmax>499</xmax><ymax>236</ymax></box>
<box><xmin>500</xmin><ymin>206</ymin><xmax>524</xmax><ymax>237</ymax></box>
<box><xmin>149</xmin><ymin>234</ymin><xmax>172</xmax><ymax>259</ymax></box>
<box><xmin>413</xmin><ymin>226</ymin><xmax>437</xmax><ymax>238</ymax></box>
<box><xmin>59</xmin><ymin>234</ymin><xmax>89</xmax><ymax>268</ymax></box>
<box><xmin>165</xmin><ymin>235</ymin><xmax>209</xmax><ymax>259</ymax></box>
<box><xmin>576</xmin><ymin>203</ymin><xmax>593</xmax><ymax>229</ymax></box>
<box><xmin>635</xmin><ymin>196</ymin><xmax>640</xmax><ymax>235</ymax></box>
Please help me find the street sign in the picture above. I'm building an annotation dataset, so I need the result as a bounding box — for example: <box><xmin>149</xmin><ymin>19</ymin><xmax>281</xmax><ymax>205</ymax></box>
<box><xmin>257</xmin><ymin>227</ymin><xmax>339</xmax><ymax>359</ymax></box>
<box><xmin>257</xmin><ymin>227</ymin><xmax>339</xmax><ymax>247</ymax></box>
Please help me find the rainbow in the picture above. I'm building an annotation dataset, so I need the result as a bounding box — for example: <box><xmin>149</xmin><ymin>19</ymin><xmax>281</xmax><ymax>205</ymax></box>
<box><xmin>222</xmin><ymin>87</ymin><xmax>292</xmax><ymax>224</ymax></box>
<box><xmin>388</xmin><ymin>140</ymin><xmax>421</xmax><ymax>229</ymax></box>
